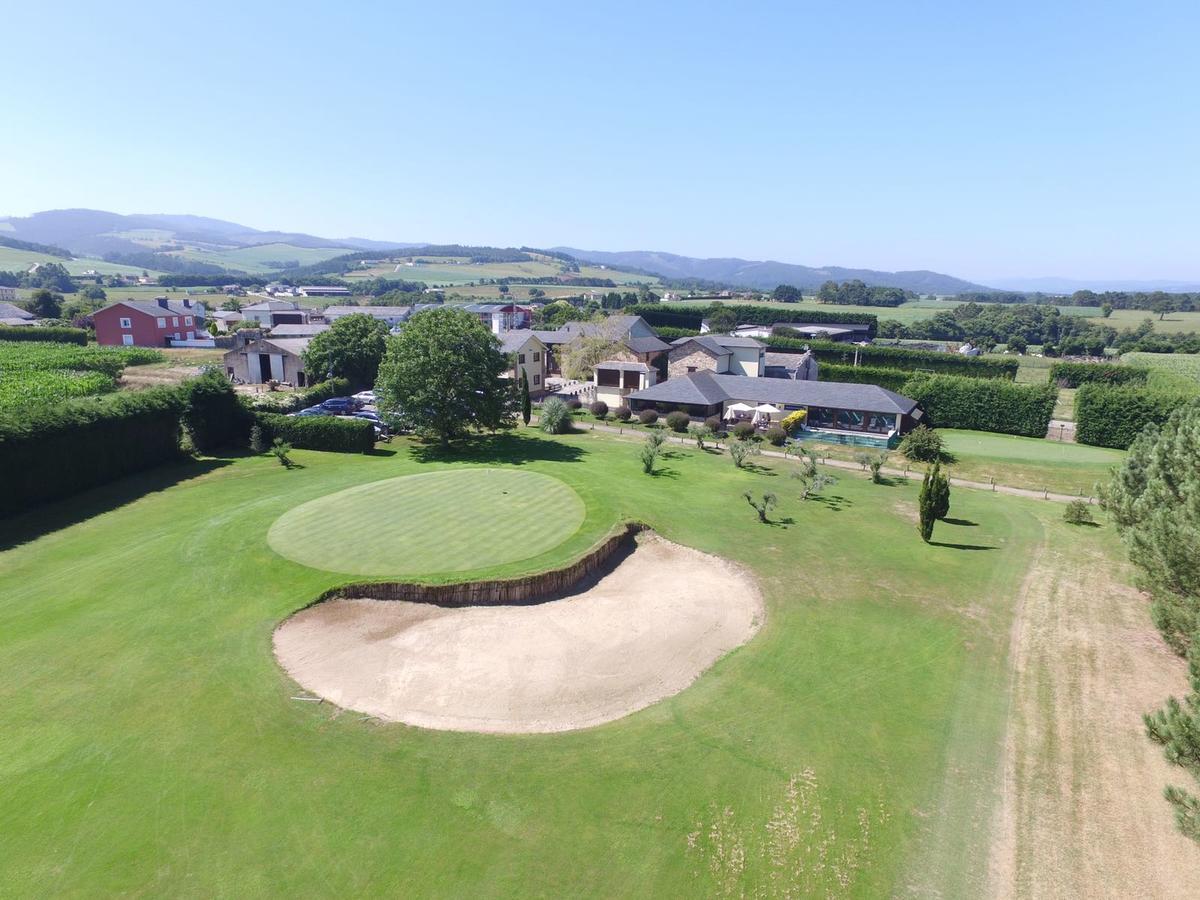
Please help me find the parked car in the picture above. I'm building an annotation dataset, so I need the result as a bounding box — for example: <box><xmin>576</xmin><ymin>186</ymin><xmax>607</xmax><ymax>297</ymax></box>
<box><xmin>353</xmin><ymin>390</ymin><xmax>377</xmax><ymax>404</ymax></box>
<box><xmin>353</xmin><ymin>410</ymin><xmax>383</xmax><ymax>424</ymax></box>
<box><xmin>290</xmin><ymin>406</ymin><xmax>330</xmax><ymax>417</ymax></box>
<box><xmin>320</xmin><ymin>397</ymin><xmax>359</xmax><ymax>414</ymax></box>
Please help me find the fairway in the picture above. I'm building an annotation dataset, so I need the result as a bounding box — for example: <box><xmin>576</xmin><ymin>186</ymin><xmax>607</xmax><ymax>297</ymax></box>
<box><xmin>267</xmin><ymin>467</ymin><xmax>585</xmax><ymax>576</ymax></box>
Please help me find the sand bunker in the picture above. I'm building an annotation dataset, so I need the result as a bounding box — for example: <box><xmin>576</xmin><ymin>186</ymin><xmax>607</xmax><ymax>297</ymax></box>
<box><xmin>273</xmin><ymin>534</ymin><xmax>763</xmax><ymax>733</ymax></box>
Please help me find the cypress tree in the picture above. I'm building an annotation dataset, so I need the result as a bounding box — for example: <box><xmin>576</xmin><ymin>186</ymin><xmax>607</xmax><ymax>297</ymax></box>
<box><xmin>930</xmin><ymin>461</ymin><xmax>951</xmax><ymax>521</ymax></box>
<box><xmin>520</xmin><ymin>369</ymin><xmax>532</xmax><ymax>425</ymax></box>
<box><xmin>918</xmin><ymin>467</ymin><xmax>937</xmax><ymax>542</ymax></box>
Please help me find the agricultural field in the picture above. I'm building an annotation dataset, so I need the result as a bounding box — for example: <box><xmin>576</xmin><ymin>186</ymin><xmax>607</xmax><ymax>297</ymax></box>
<box><xmin>1105</xmin><ymin>307</ymin><xmax>1200</xmax><ymax>334</ymax></box>
<box><xmin>167</xmin><ymin>242</ymin><xmax>353</xmax><ymax>274</ymax></box>
<box><xmin>0</xmin><ymin>342</ymin><xmax>164</xmax><ymax>410</ymax></box>
<box><xmin>345</xmin><ymin>254</ymin><xmax>658</xmax><ymax>289</ymax></box>
<box><xmin>1121</xmin><ymin>351</ymin><xmax>1200</xmax><ymax>383</ymax></box>
<box><xmin>1</xmin><ymin>427</ymin><xmax>1191</xmax><ymax>896</ymax></box>
<box><xmin>0</xmin><ymin>246</ymin><xmax>159</xmax><ymax>277</ymax></box>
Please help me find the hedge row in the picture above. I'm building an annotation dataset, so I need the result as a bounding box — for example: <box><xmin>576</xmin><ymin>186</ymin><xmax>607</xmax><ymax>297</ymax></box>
<box><xmin>0</xmin><ymin>326</ymin><xmax>88</xmax><ymax>345</ymax></box>
<box><xmin>0</xmin><ymin>388</ymin><xmax>184</xmax><ymax>517</ymax></box>
<box><xmin>1049</xmin><ymin>361</ymin><xmax>1149</xmax><ymax>387</ymax></box>
<box><xmin>626</xmin><ymin>303</ymin><xmax>878</xmax><ymax>339</ymax></box>
<box><xmin>769</xmin><ymin>337</ymin><xmax>1019</xmax><ymax>380</ymax></box>
<box><xmin>1074</xmin><ymin>383</ymin><xmax>1194</xmax><ymax>449</ymax></box>
<box><xmin>902</xmin><ymin>373</ymin><xmax>1057</xmax><ymax>437</ymax></box>
<box><xmin>653</xmin><ymin>325</ymin><xmax>702</xmax><ymax>340</ymax></box>
<box><xmin>819</xmin><ymin>362</ymin><xmax>912</xmax><ymax>393</ymax></box>
<box><xmin>255</xmin><ymin>412</ymin><xmax>376</xmax><ymax>452</ymax></box>
<box><xmin>250</xmin><ymin>378</ymin><xmax>352</xmax><ymax>414</ymax></box>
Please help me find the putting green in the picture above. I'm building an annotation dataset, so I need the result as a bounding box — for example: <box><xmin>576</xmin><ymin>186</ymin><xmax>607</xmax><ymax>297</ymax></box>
<box><xmin>267</xmin><ymin>468</ymin><xmax>585</xmax><ymax>576</ymax></box>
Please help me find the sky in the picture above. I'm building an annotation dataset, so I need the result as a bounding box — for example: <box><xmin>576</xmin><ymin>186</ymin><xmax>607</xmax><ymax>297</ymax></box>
<box><xmin>2</xmin><ymin>0</ymin><xmax>1198</xmax><ymax>283</ymax></box>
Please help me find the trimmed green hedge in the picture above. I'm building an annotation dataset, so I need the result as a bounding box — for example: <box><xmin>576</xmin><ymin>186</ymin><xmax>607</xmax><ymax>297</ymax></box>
<box><xmin>180</xmin><ymin>371</ymin><xmax>252</xmax><ymax>453</ymax></box>
<box><xmin>626</xmin><ymin>303</ymin><xmax>879</xmax><ymax>339</ymax></box>
<box><xmin>255</xmin><ymin>412</ymin><xmax>375</xmax><ymax>452</ymax></box>
<box><xmin>0</xmin><ymin>388</ymin><xmax>183</xmax><ymax>517</ymax></box>
<box><xmin>1049</xmin><ymin>361</ymin><xmax>1149</xmax><ymax>387</ymax></box>
<box><xmin>770</xmin><ymin>338</ymin><xmax>1019</xmax><ymax>380</ymax></box>
<box><xmin>819</xmin><ymin>362</ymin><xmax>912</xmax><ymax>393</ymax></box>
<box><xmin>653</xmin><ymin>325</ymin><xmax>702</xmax><ymax>340</ymax></box>
<box><xmin>903</xmin><ymin>373</ymin><xmax>1056</xmax><ymax>437</ymax></box>
<box><xmin>1074</xmin><ymin>383</ymin><xmax>1191</xmax><ymax>449</ymax></box>
<box><xmin>0</xmin><ymin>326</ymin><xmax>88</xmax><ymax>345</ymax></box>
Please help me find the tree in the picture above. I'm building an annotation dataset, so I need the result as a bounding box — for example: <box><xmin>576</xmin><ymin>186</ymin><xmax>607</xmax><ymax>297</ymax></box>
<box><xmin>498</xmin><ymin>284</ymin><xmax>509</xmax><ymax>295</ymax></box>
<box><xmin>772</xmin><ymin>284</ymin><xmax>803</xmax><ymax>303</ymax></box>
<box><xmin>639</xmin><ymin>439</ymin><xmax>659</xmax><ymax>475</ymax></box>
<box><xmin>559</xmin><ymin>319</ymin><xmax>627</xmax><ymax>380</ymax></box>
<box><xmin>706</xmin><ymin>306</ymin><xmax>737</xmax><ymax>332</ymax></box>
<box><xmin>917</xmin><ymin>462</ymin><xmax>950</xmax><ymax>542</ymax></box>
<box><xmin>520</xmin><ymin>369</ymin><xmax>532</xmax><ymax>425</ymax></box>
<box><xmin>302</xmin><ymin>313</ymin><xmax>389</xmax><ymax>388</ymax></box>
<box><xmin>728</xmin><ymin>438</ymin><xmax>759</xmax><ymax>468</ymax></box>
<box><xmin>221</xmin><ymin>298</ymin><xmax>244</xmax><ymax>312</ymax></box>
<box><xmin>690</xmin><ymin>422</ymin><xmax>714</xmax><ymax>449</ymax></box>
<box><xmin>25</xmin><ymin>288</ymin><xmax>63</xmax><ymax>318</ymax></box>
<box><xmin>743</xmin><ymin>491</ymin><xmax>778</xmax><ymax>523</ymax></box>
<box><xmin>375</xmin><ymin>307</ymin><xmax>515</xmax><ymax>446</ymax></box>
<box><xmin>539</xmin><ymin>397</ymin><xmax>573</xmax><ymax>434</ymax></box>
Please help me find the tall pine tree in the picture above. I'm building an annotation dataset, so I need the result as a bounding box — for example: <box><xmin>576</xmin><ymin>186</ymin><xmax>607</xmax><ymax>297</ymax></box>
<box><xmin>520</xmin><ymin>369</ymin><xmax>531</xmax><ymax>426</ymax></box>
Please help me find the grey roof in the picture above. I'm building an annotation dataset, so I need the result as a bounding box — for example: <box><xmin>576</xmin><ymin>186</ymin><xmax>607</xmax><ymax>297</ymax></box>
<box><xmin>594</xmin><ymin>360</ymin><xmax>649</xmax><ymax>372</ymax></box>
<box><xmin>0</xmin><ymin>317</ymin><xmax>36</xmax><ymax>326</ymax></box>
<box><xmin>0</xmin><ymin>301</ymin><xmax>34</xmax><ymax>320</ymax></box>
<box><xmin>498</xmin><ymin>331</ymin><xmax>546</xmax><ymax>353</ymax></box>
<box><xmin>324</xmin><ymin>305</ymin><xmax>411</xmax><ymax>318</ymax></box>
<box><xmin>773</xmin><ymin>323</ymin><xmax>866</xmax><ymax>336</ymax></box>
<box><xmin>670</xmin><ymin>335</ymin><xmax>730</xmax><ymax>357</ymax></box>
<box><xmin>530</xmin><ymin>329</ymin><xmax>571</xmax><ymax>345</ymax></box>
<box><xmin>627</xmin><ymin>372</ymin><xmax>917</xmax><ymax>414</ymax></box>
<box><xmin>104</xmin><ymin>299</ymin><xmax>205</xmax><ymax>317</ymax></box>
<box><xmin>684</xmin><ymin>333</ymin><xmax>764</xmax><ymax>349</ymax></box>
<box><xmin>624</xmin><ymin>334</ymin><xmax>670</xmax><ymax>353</ymax></box>
<box><xmin>243</xmin><ymin>300</ymin><xmax>300</xmax><ymax>311</ymax></box>
<box><xmin>298</xmin><ymin>285</ymin><xmax>351</xmax><ymax>292</ymax></box>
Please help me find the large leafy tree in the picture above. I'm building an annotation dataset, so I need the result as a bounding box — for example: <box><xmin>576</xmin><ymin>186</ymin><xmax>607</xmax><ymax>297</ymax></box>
<box><xmin>25</xmin><ymin>288</ymin><xmax>63</xmax><ymax>318</ymax></box>
<box><xmin>302</xmin><ymin>313</ymin><xmax>389</xmax><ymax>388</ymax></box>
<box><xmin>1104</xmin><ymin>400</ymin><xmax>1200</xmax><ymax>840</ymax></box>
<box><xmin>375</xmin><ymin>307</ymin><xmax>514</xmax><ymax>446</ymax></box>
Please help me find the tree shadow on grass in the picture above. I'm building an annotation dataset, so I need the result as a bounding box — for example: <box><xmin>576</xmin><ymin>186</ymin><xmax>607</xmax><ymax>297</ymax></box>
<box><xmin>0</xmin><ymin>457</ymin><xmax>233</xmax><ymax>552</ymax></box>
<box><xmin>806</xmin><ymin>493</ymin><xmax>851</xmax><ymax>512</ymax></box>
<box><xmin>739</xmin><ymin>462</ymin><xmax>779</xmax><ymax>476</ymax></box>
<box><xmin>928</xmin><ymin>540</ymin><xmax>995</xmax><ymax>551</ymax></box>
<box><xmin>763</xmin><ymin>516</ymin><xmax>796</xmax><ymax>528</ymax></box>
<box><xmin>649</xmin><ymin>466</ymin><xmax>680</xmax><ymax>479</ymax></box>
<box><xmin>406</xmin><ymin>433</ymin><xmax>588</xmax><ymax>466</ymax></box>
<box><xmin>942</xmin><ymin>517</ymin><xmax>979</xmax><ymax>527</ymax></box>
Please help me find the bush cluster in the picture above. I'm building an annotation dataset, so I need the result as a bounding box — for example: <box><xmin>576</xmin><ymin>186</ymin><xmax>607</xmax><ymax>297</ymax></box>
<box><xmin>251</xmin><ymin>378</ymin><xmax>352</xmax><ymax>414</ymax></box>
<box><xmin>180</xmin><ymin>371</ymin><xmax>252</xmax><ymax>453</ymax></box>
<box><xmin>0</xmin><ymin>326</ymin><xmax>88</xmax><ymax>345</ymax></box>
<box><xmin>704</xmin><ymin>414</ymin><xmax>724</xmax><ymax>434</ymax></box>
<box><xmin>902</xmin><ymin>373</ymin><xmax>1056</xmax><ymax>437</ymax></box>
<box><xmin>732</xmin><ymin>420</ymin><xmax>756</xmax><ymax>440</ymax></box>
<box><xmin>665</xmin><ymin>410</ymin><xmax>690</xmax><ymax>433</ymax></box>
<box><xmin>1074</xmin><ymin>382</ymin><xmax>1193</xmax><ymax>449</ymax></box>
<box><xmin>769</xmin><ymin>338</ymin><xmax>1019</xmax><ymax>380</ymax></box>
<box><xmin>1049</xmin><ymin>361</ymin><xmax>1149</xmax><ymax>387</ymax></box>
<box><xmin>588</xmin><ymin>400</ymin><xmax>608</xmax><ymax>419</ymax></box>
<box><xmin>637</xmin><ymin>409</ymin><xmax>658</xmax><ymax>425</ymax></box>
<box><xmin>614</xmin><ymin>405</ymin><xmax>632</xmax><ymax>422</ymax></box>
<box><xmin>0</xmin><ymin>388</ymin><xmax>184</xmax><ymax>517</ymax></box>
<box><xmin>765</xmin><ymin>424</ymin><xmax>787</xmax><ymax>446</ymax></box>
<box><xmin>897</xmin><ymin>424</ymin><xmax>944</xmax><ymax>462</ymax></box>
<box><xmin>254</xmin><ymin>412</ymin><xmax>375</xmax><ymax>452</ymax></box>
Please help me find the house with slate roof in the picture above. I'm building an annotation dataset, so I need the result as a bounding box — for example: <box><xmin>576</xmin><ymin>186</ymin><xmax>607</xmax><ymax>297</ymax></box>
<box><xmin>94</xmin><ymin>297</ymin><xmax>207</xmax><ymax>346</ymax></box>
<box><xmin>667</xmin><ymin>334</ymin><xmax>765</xmax><ymax>378</ymax></box>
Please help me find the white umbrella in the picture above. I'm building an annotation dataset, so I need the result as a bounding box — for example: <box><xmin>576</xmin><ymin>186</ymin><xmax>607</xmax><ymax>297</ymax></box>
<box><xmin>754</xmin><ymin>403</ymin><xmax>781</xmax><ymax>415</ymax></box>
<box><xmin>724</xmin><ymin>402</ymin><xmax>753</xmax><ymax>421</ymax></box>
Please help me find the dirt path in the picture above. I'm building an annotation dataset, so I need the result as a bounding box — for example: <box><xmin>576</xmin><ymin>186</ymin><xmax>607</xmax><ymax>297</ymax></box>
<box><xmin>986</xmin><ymin>535</ymin><xmax>1200</xmax><ymax>898</ymax></box>
<box><xmin>273</xmin><ymin>534</ymin><xmax>763</xmax><ymax>733</ymax></box>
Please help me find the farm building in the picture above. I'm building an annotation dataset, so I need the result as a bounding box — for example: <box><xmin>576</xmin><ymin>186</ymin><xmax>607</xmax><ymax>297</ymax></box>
<box><xmin>297</xmin><ymin>285</ymin><xmax>352</xmax><ymax>297</ymax></box>
<box><xmin>722</xmin><ymin>322</ymin><xmax>872</xmax><ymax>343</ymax></box>
<box><xmin>223</xmin><ymin>335</ymin><xmax>313</xmax><ymax>386</ymax></box>
<box><xmin>627</xmin><ymin>373</ymin><xmax>922</xmax><ymax>446</ymax></box>
<box><xmin>94</xmin><ymin>298</ymin><xmax>207</xmax><ymax>347</ymax></box>
<box><xmin>241</xmin><ymin>300</ymin><xmax>308</xmax><ymax>327</ymax></box>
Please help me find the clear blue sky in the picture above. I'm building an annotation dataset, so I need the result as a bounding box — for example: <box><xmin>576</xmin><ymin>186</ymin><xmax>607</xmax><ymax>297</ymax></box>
<box><xmin>2</xmin><ymin>0</ymin><xmax>1197</xmax><ymax>282</ymax></box>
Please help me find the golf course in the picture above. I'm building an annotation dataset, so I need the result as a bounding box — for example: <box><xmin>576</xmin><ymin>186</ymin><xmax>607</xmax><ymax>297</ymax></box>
<box><xmin>1</xmin><ymin>428</ymin><xmax>1194</xmax><ymax>896</ymax></box>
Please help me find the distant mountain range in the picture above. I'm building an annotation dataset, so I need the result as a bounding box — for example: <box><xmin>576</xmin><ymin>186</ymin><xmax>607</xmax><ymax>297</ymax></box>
<box><xmin>0</xmin><ymin>209</ymin><xmax>416</xmax><ymax>258</ymax></box>
<box><xmin>553</xmin><ymin>247</ymin><xmax>991</xmax><ymax>294</ymax></box>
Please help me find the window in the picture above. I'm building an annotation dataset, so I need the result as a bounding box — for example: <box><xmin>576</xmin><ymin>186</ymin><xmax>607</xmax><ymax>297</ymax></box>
<box><xmin>518</xmin><ymin>353</ymin><xmax>526</xmax><ymax>363</ymax></box>
<box><xmin>156</xmin><ymin>317</ymin><xmax>166</xmax><ymax>328</ymax></box>
<box><xmin>172</xmin><ymin>317</ymin><xmax>179</xmax><ymax>327</ymax></box>
<box><xmin>121</xmin><ymin>334</ymin><xmax>134</xmax><ymax>346</ymax></box>
<box><xmin>184</xmin><ymin>316</ymin><xmax>193</xmax><ymax>326</ymax></box>
<box><xmin>533</xmin><ymin>374</ymin><xmax>541</xmax><ymax>385</ymax></box>
<box><xmin>687</xmin><ymin>366</ymin><xmax>697</xmax><ymax>373</ymax></box>
<box><xmin>119</xmin><ymin>317</ymin><xmax>132</xmax><ymax>329</ymax></box>
<box><xmin>533</xmin><ymin>352</ymin><xmax>541</xmax><ymax>361</ymax></box>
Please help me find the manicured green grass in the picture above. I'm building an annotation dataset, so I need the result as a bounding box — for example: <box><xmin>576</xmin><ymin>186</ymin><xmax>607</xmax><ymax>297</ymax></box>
<box><xmin>0</xmin><ymin>428</ymin><xmax>1073</xmax><ymax>895</ymax></box>
<box><xmin>267</xmin><ymin>468</ymin><xmax>585</xmax><ymax>576</ymax></box>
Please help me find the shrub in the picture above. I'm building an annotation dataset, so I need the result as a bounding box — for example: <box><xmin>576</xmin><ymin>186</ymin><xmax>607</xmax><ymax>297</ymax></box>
<box><xmin>639</xmin><ymin>439</ymin><xmax>659</xmax><ymax>474</ymax></box>
<box><xmin>765</xmin><ymin>424</ymin><xmax>787</xmax><ymax>446</ymax></box>
<box><xmin>589</xmin><ymin>400</ymin><xmax>609</xmax><ymax>420</ymax></box>
<box><xmin>898</xmin><ymin>424</ymin><xmax>944</xmax><ymax>462</ymax></box>
<box><xmin>0</xmin><ymin>388</ymin><xmax>183</xmax><ymax>518</ymax></box>
<box><xmin>0</xmin><ymin>325</ymin><xmax>88</xmax><ymax>345</ymax></box>
<box><xmin>254</xmin><ymin>413</ymin><xmax>375</xmax><ymax>452</ymax></box>
<box><xmin>732</xmin><ymin>420</ymin><xmax>756</xmax><ymax>440</ymax></box>
<box><xmin>614</xmin><ymin>405</ymin><xmax>632</xmax><ymax>422</ymax></box>
<box><xmin>1050</xmin><ymin>361</ymin><xmax>1149</xmax><ymax>388</ymax></box>
<box><xmin>704</xmin><ymin>415</ymin><xmax>724</xmax><ymax>434</ymax></box>
<box><xmin>1063</xmin><ymin>499</ymin><xmax>1094</xmax><ymax>525</ymax></box>
<box><xmin>249</xmin><ymin>424</ymin><xmax>268</xmax><ymax>453</ymax></box>
<box><xmin>728</xmin><ymin>438</ymin><xmax>759</xmax><ymax>468</ymax></box>
<box><xmin>780</xmin><ymin>410</ymin><xmax>807</xmax><ymax>434</ymax></box>
<box><xmin>539</xmin><ymin>397</ymin><xmax>574</xmax><ymax>434</ymax></box>
<box><xmin>1074</xmin><ymin>382</ymin><xmax>1194</xmax><ymax>449</ymax></box>
<box><xmin>180</xmin><ymin>370</ymin><xmax>252</xmax><ymax>453</ymax></box>
<box><xmin>270</xmin><ymin>438</ymin><xmax>294</xmax><ymax>468</ymax></box>
<box><xmin>638</xmin><ymin>409</ymin><xmax>658</xmax><ymax>425</ymax></box>
<box><xmin>903</xmin><ymin>373</ymin><xmax>1056</xmax><ymax>437</ymax></box>
<box><xmin>646</xmin><ymin>428</ymin><xmax>667</xmax><ymax>449</ymax></box>
<box><xmin>690</xmin><ymin>422</ymin><xmax>714</xmax><ymax>449</ymax></box>
<box><xmin>251</xmin><ymin>377</ymin><xmax>352</xmax><ymax>414</ymax></box>
<box><xmin>665</xmin><ymin>410</ymin><xmax>690</xmax><ymax>433</ymax></box>
<box><xmin>566</xmin><ymin>397</ymin><xmax>582</xmax><ymax>410</ymax></box>
<box><xmin>743</xmin><ymin>491</ymin><xmax>778</xmax><ymax>523</ymax></box>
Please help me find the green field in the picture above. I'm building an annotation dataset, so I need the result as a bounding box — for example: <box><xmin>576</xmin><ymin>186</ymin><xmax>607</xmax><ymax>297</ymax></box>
<box><xmin>0</xmin><ymin>425</ymin><xmax>1103</xmax><ymax>895</ymax></box>
<box><xmin>1121</xmin><ymin>351</ymin><xmax>1200</xmax><ymax>382</ymax></box>
<box><xmin>0</xmin><ymin>246</ymin><xmax>160</xmax><ymax>277</ymax></box>
<box><xmin>1105</xmin><ymin>307</ymin><xmax>1200</xmax><ymax>334</ymax></box>
<box><xmin>170</xmin><ymin>243</ymin><xmax>353</xmax><ymax>274</ymax></box>
<box><xmin>347</xmin><ymin>254</ymin><xmax>658</xmax><ymax>289</ymax></box>
<box><xmin>268</xmin><ymin>468</ymin><xmax>586</xmax><ymax>576</ymax></box>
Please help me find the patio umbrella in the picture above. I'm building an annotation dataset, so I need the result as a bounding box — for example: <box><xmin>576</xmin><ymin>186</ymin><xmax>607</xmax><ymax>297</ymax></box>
<box><xmin>754</xmin><ymin>404</ymin><xmax>781</xmax><ymax>415</ymax></box>
<box><xmin>724</xmin><ymin>402</ymin><xmax>753</xmax><ymax>420</ymax></box>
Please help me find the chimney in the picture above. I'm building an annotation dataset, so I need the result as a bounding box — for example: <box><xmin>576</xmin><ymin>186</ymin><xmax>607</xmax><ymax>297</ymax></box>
<box><xmin>183</xmin><ymin>299</ymin><xmax>191</xmax><ymax>309</ymax></box>
<box><xmin>157</xmin><ymin>297</ymin><xmax>169</xmax><ymax>309</ymax></box>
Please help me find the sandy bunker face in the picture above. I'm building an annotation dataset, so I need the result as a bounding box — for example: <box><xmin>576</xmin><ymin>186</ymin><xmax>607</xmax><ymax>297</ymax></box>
<box><xmin>273</xmin><ymin>534</ymin><xmax>763</xmax><ymax>733</ymax></box>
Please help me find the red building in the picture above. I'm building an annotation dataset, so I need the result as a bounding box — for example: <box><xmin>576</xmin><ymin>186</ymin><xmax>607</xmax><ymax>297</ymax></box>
<box><xmin>93</xmin><ymin>298</ymin><xmax>207</xmax><ymax>347</ymax></box>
